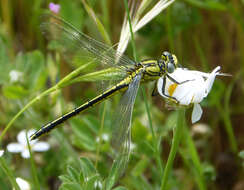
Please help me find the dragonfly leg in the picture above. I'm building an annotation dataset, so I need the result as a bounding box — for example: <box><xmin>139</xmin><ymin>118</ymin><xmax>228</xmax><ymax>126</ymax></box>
<box><xmin>161</xmin><ymin>76</ymin><xmax>179</xmax><ymax>103</ymax></box>
<box><xmin>151</xmin><ymin>82</ymin><xmax>159</xmax><ymax>96</ymax></box>
<box><xmin>166</xmin><ymin>74</ymin><xmax>194</xmax><ymax>85</ymax></box>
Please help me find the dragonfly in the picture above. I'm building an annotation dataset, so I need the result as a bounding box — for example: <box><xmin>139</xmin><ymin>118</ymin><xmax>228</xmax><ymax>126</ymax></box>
<box><xmin>30</xmin><ymin>14</ymin><xmax>189</xmax><ymax>177</ymax></box>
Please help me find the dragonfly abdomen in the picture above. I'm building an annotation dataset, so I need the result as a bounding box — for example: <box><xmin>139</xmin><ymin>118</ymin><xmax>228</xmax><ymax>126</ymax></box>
<box><xmin>30</xmin><ymin>81</ymin><xmax>130</xmax><ymax>140</ymax></box>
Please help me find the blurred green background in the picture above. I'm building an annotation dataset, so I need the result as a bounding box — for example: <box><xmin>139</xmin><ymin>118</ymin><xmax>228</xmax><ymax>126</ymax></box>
<box><xmin>0</xmin><ymin>0</ymin><xmax>243</xmax><ymax>190</ymax></box>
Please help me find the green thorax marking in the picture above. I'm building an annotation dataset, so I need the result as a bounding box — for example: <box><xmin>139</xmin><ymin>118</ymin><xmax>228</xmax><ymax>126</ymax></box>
<box><xmin>133</xmin><ymin>59</ymin><xmax>165</xmax><ymax>82</ymax></box>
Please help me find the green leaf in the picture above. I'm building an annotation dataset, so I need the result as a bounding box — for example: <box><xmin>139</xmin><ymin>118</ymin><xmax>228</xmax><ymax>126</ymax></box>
<box><xmin>70</xmin><ymin>118</ymin><xmax>97</xmax><ymax>151</ymax></box>
<box><xmin>131</xmin><ymin>158</ymin><xmax>149</xmax><ymax>177</ymax></box>
<box><xmin>25</xmin><ymin>50</ymin><xmax>47</xmax><ymax>90</ymax></box>
<box><xmin>202</xmin><ymin>162</ymin><xmax>216</xmax><ymax>181</ymax></box>
<box><xmin>81</xmin><ymin>0</ymin><xmax>111</xmax><ymax>45</ymax></box>
<box><xmin>183</xmin><ymin>0</ymin><xmax>227</xmax><ymax>11</ymax></box>
<box><xmin>113</xmin><ymin>187</ymin><xmax>128</xmax><ymax>190</ymax></box>
<box><xmin>85</xmin><ymin>175</ymin><xmax>103</xmax><ymax>190</ymax></box>
<box><xmin>132</xmin><ymin>119</ymin><xmax>148</xmax><ymax>143</ymax></box>
<box><xmin>163</xmin><ymin>111</ymin><xmax>178</xmax><ymax>134</ymax></box>
<box><xmin>79</xmin><ymin>157</ymin><xmax>97</xmax><ymax>179</ymax></box>
<box><xmin>59</xmin><ymin>183</ymin><xmax>83</xmax><ymax>190</ymax></box>
<box><xmin>72</xmin><ymin>67</ymin><xmax>125</xmax><ymax>82</ymax></box>
<box><xmin>67</xmin><ymin>166</ymin><xmax>80</xmax><ymax>182</ymax></box>
<box><xmin>59</xmin><ymin>175</ymin><xmax>73</xmax><ymax>183</ymax></box>
<box><xmin>0</xmin><ymin>38</ymin><xmax>11</xmax><ymax>84</ymax></box>
<box><xmin>60</xmin><ymin>0</ymin><xmax>84</xmax><ymax>29</ymax></box>
<box><xmin>2</xmin><ymin>85</ymin><xmax>29</xmax><ymax>99</ymax></box>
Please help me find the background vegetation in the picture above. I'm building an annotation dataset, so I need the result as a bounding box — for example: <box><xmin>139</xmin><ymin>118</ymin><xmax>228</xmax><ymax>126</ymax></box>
<box><xmin>0</xmin><ymin>0</ymin><xmax>243</xmax><ymax>189</ymax></box>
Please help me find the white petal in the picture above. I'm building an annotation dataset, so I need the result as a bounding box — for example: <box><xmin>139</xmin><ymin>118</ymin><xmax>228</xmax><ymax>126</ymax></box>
<box><xmin>32</xmin><ymin>142</ymin><xmax>50</xmax><ymax>152</ymax></box>
<box><xmin>16</xmin><ymin>177</ymin><xmax>31</xmax><ymax>190</ymax></box>
<box><xmin>17</xmin><ymin>130</ymin><xmax>38</xmax><ymax>146</ymax></box>
<box><xmin>192</xmin><ymin>103</ymin><xmax>203</xmax><ymax>123</ymax></box>
<box><xmin>94</xmin><ymin>180</ymin><xmax>102</xmax><ymax>189</ymax></box>
<box><xmin>7</xmin><ymin>143</ymin><xmax>24</xmax><ymax>153</ymax></box>
<box><xmin>204</xmin><ymin>66</ymin><xmax>220</xmax><ymax>95</ymax></box>
<box><xmin>102</xmin><ymin>133</ymin><xmax>109</xmax><ymax>141</ymax></box>
<box><xmin>0</xmin><ymin>150</ymin><xmax>4</xmax><ymax>157</ymax></box>
<box><xmin>21</xmin><ymin>149</ymin><xmax>30</xmax><ymax>159</ymax></box>
<box><xmin>17</xmin><ymin>130</ymin><xmax>28</xmax><ymax>145</ymax></box>
<box><xmin>9</xmin><ymin>70</ymin><xmax>23</xmax><ymax>83</ymax></box>
<box><xmin>192</xmin><ymin>123</ymin><xmax>210</xmax><ymax>135</ymax></box>
<box><xmin>27</xmin><ymin>129</ymin><xmax>37</xmax><ymax>137</ymax></box>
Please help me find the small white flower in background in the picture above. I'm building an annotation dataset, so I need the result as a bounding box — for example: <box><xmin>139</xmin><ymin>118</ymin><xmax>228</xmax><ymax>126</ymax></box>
<box><xmin>96</xmin><ymin>133</ymin><xmax>109</xmax><ymax>143</ymax></box>
<box><xmin>0</xmin><ymin>150</ymin><xmax>4</xmax><ymax>157</ymax></box>
<box><xmin>15</xmin><ymin>177</ymin><xmax>30</xmax><ymax>190</ymax></box>
<box><xmin>191</xmin><ymin>123</ymin><xmax>211</xmax><ymax>136</ymax></box>
<box><xmin>49</xmin><ymin>2</ymin><xmax>60</xmax><ymax>14</ymax></box>
<box><xmin>9</xmin><ymin>70</ymin><xmax>23</xmax><ymax>83</ymax></box>
<box><xmin>7</xmin><ymin>130</ymin><xmax>50</xmax><ymax>159</ymax></box>
<box><xmin>157</xmin><ymin>66</ymin><xmax>228</xmax><ymax>123</ymax></box>
<box><xmin>101</xmin><ymin>133</ymin><xmax>109</xmax><ymax>141</ymax></box>
<box><xmin>130</xmin><ymin>142</ymin><xmax>136</xmax><ymax>151</ymax></box>
<box><xmin>94</xmin><ymin>179</ymin><xmax>102</xmax><ymax>189</ymax></box>
<box><xmin>84</xmin><ymin>177</ymin><xmax>89</xmax><ymax>182</ymax></box>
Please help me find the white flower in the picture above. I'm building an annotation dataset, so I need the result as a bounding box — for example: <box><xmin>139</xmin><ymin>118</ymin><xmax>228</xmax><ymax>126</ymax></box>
<box><xmin>0</xmin><ymin>150</ymin><xmax>4</xmax><ymax>157</ymax></box>
<box><xmin>15</xmin><ymin>177</ymin><xmax>30</xmax><ymax>190</ymax></box>
<box><xmin>94</xmin><ymin>180</ymin><xmax>102</xmax><ymax>189</ymax></box>
<box><xmin>96</xmin><ymin>133</ymin><xmax>109</xmax><ymax>143</ymax></box>
<box><xmin>7</xmin><ymin>130</ymin><xmax>50</xmax><ymax>159</ymax></box>
<box><xmin>157</xmin><ymin>66</ymin><xmax>225</xmax><ymax>123</ymax></box>
<box><xmin>191</xmin><ymin>123</ymin><xmax>211</xmax><ymax>136</ymax></box>
<box><xmin>130</xmin><ymin>142</ymin><xmax>136</xmax><ymax>151</ymax></box>
<box><xmin>9</xmin><ymin>70</ymin><xmax>23</xmax><ymax>83</ymax></box>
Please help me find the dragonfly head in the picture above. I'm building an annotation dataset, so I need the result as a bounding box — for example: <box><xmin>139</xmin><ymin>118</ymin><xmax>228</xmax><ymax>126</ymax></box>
<box><xmin>161</xmin><ymin>51</ymin><xmax>178</xmax><ymax>74</ymax></box>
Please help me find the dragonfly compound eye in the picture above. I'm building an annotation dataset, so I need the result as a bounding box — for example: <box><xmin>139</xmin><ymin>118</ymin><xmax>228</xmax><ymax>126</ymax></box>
<box><xmin>167</xmin><ymin>62</ymin><xmax>175</xmax><ymax>73</ymax></box>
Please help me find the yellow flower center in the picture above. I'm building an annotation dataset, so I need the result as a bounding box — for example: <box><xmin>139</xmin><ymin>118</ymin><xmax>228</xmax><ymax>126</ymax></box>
<box><xmin>168</xmin><ymin>83</ymin><xmax>178</xmax><ymax>96</ymax></box>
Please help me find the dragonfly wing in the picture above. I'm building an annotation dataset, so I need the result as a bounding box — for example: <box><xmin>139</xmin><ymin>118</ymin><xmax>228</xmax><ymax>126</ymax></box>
<box><xmin>41</xmin><ymin>14</ymin><xmax>135</xmax><ymax>70</ymax></box>
<box><xmin>111</xmin><ymin>73</ymin><xmax>142</xmax><ymax>178</ymax></box>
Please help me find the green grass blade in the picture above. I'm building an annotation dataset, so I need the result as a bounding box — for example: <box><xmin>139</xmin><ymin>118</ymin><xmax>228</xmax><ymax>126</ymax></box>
<box><xmin>124</xmin><ymin>0</ymin><xmax>163</xmax><ymax>178</ymax></box>
<box><xmin>0</xmin><ymin>155</ymin><xmax>21</xmax><ymax>190</ymax></box>
<box><xmin>160</xmin><ymin>109</ymin><xmax>185</xmax><ymax>190</ymax></box>
<box><xmin>81</xmin><ymin>0</ymin><xmax>112</xmax><ymax>46</ymax></box>
<box><xmin>123</xmin><ymin>0</ymin><xmax>137</xmax><ymax>61</ymax></box>
<box><xmin>26</xmin><ymin>132</ymin><xmax>41</xmax><ymax>190</ymax></box>
<box><xmin>182</xmin><ymin>124</ymin><xmax>206</xmax><ymax>190</ymax></box>
<box><xmin>0</xmin><ymin>61</ymin><xmax>92</xmax><ymax>141</ymax></box>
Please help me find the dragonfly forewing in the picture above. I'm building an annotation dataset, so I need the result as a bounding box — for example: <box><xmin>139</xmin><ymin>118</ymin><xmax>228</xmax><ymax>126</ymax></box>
<box><xmin>41</xmin><ymin>14</ymin><xmax>135</xmax><ymax>70</ymax></box>
<box><xmin>110</xmin><ymin>73</ymin><xmax>142</xmax><ymax>178</ymax></box>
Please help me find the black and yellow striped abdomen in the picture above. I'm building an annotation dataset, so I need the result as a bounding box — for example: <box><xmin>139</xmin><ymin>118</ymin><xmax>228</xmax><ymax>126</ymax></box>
<box><xmin>30</xmin><ymin>76</ymin><xmax>134</xmax><ymax>140</ymax></box>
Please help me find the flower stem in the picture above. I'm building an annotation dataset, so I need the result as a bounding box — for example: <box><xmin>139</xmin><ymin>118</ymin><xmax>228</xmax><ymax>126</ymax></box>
<box><xmin>160</xmin><ymin>109</ymin><xmax>185</xmax><ymax>190</ymax></box>
<box><xmin>26</xmin><ymin>132</ymin><xmax>41</xmax><ymax>190</ymax></box>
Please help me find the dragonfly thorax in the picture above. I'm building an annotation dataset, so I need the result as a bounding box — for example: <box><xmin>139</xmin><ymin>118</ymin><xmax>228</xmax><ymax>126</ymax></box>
<box><xmin>139</xmin><ymin>51</ymin><xmax>179</xmax><ymax>82</ymax></box>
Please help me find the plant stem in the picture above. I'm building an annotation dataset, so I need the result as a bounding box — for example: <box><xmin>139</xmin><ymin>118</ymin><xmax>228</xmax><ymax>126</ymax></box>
<box><xmin>182</xmin><ymin>123</ymin><xmax>206</xmax><ymax>190</ymax></box>
<box><xmin>141</xmin><ymin>87</ymin><xmax>163</xmax><ymax>176</ymax></box>
<box><xmin>26</xmin><ymin>132</ymin><xmax>41</xmax><ymax>190</ymax></box>
<box><xmin>0</xmin><ymin>156</ymin><xmax>21</xmax><ymax>190</ymax></box>
<box><xmin>95</xmin><ymin>101</ymin><xmax>107</xmax><ymax>168</ymax></box>
<box><xmin>1</xmin><ymin>62</ymin><xmax>92</xmax><ymax>141</ymax></box>
<box><xmin>160</xmin><ymin>109</ymin><xmax>185</xmax><ymax>190</ymax></box>
<box><xmin>123</xmin><ymin>0</ymin><xmax>137</xmax><ymax>61</ymax></box>
<box><xmin>124</xmin><ymin>0</ymin><xmax>163</xmax><ymax>177</ymax></box>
